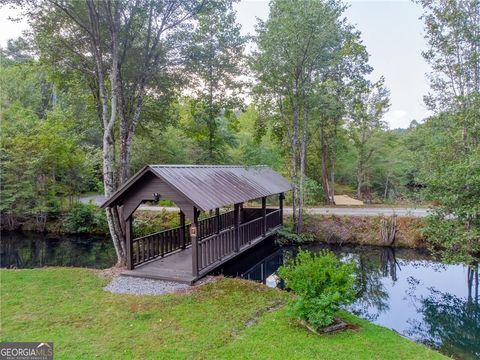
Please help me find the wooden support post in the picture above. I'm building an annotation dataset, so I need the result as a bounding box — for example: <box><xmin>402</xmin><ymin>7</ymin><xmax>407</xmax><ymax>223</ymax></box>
<box><xmin>234</xmin><ymin>203</ymin><xmax>240</xmax><ymax>252</ymax></box>
<box><xmin>215</xmin><ymin>208</ymin><xmax>220</xmax><ymax>233</ymax></box>
<box><xmin>191</xmin><ymin>208</ymin><xmax>199</xmax><ymax>277</ymax></box>
<box><xmin>262</xmin><ymin>196</ymin><xmax>267</xmax><ymax>235</ymax></box>
<box><xmin>239</xmin><ymin>203</ymin><xmax>244</xmax><ymax>223</ymax></box>
<box><xmin>179</xmin><ymin>211</ymin><xmax>186</xmax><ymax>249</ymax></box>
<box><xmin>125</xmin><ymin>215</ymin><xmax>133</xmax><ymax>270</ymax></box>
<box><xmin>279</xmin><ymin>193</ymin><xmax>284</xmax><ymax>225</ymax></box>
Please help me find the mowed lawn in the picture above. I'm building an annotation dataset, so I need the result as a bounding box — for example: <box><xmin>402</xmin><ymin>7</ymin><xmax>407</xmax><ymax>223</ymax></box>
<box><xmin>0</xmin><ymin>268</ymin><xmax>447</xmax><ymax>359</ymax></box>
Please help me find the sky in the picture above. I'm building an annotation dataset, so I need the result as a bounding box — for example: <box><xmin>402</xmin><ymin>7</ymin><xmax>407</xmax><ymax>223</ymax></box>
<box><xmin>234</xmin><ymin>0</ymin><xmax>432</xmax><ymax>129</ymax></box>
<box><xmin>0</xmin><ymin>0</ymin><xmax>432</xmax><ymax>129</ymax></box>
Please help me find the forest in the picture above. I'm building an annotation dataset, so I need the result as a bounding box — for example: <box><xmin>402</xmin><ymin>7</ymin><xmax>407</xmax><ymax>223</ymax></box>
<box><xmin>0</xmin><ymin>0</ymin><xmax>479</xmax><ymax>264</ymax></box>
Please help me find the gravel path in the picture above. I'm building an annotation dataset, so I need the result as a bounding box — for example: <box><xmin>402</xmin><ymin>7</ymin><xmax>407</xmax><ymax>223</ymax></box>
<box><xmin>104</xmin><ymin>276</ymin><xmax>190</xmax><ymax>295</ymax></box>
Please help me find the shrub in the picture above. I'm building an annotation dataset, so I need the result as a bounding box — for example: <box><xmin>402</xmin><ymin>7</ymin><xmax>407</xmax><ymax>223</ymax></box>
<box><xmin>275</xmin><ymin>226</ymin><xmax>314</xmax><ymax>245</ymax></box>
<box><xmin>63</xmin><ymin>202</ymin><xmax>107</xmax><ymax>234</ymax></box>
<box><xmin>278</xmin><ymin>250</ymin><xmax>356</xmax><ymax>328</ymax></box>
<box><xmin>133</xmin><ymin>210</ymin><xmax>180</xmax><ymax>237</ymax></box>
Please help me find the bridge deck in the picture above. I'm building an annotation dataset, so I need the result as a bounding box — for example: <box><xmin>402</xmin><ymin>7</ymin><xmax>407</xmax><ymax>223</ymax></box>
<box><xmin>121</xmin><ymin>225</ymin><xmax>280</xmax><ymax>285</ymax></box>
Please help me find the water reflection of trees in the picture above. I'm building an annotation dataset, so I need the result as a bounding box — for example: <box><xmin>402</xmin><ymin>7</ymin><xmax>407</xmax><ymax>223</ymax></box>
<box><xmin>350</xmin><ymin>247</ymin><xmax>400</xmax><ymax>321</ymax></box>
<box><xmin>0</xmin><ymin>232</ymin><xmax>116</xmax><ymax>269</ymax></box>
<box><xmin>380</xmin><ymin>247</ymin><xmax>400</xmax><ymax>281</ymax></box>
<box><xmin>406</xmin><ymin>264</ymin><xmax>479</xmax><ymax>360</ymax></box>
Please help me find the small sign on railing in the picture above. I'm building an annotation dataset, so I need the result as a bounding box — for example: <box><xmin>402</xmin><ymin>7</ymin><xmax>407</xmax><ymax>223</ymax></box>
<box><xmin>190</xmin><ymin>226</ymin><xmax>197</xmax><ymax>237</ymax></box>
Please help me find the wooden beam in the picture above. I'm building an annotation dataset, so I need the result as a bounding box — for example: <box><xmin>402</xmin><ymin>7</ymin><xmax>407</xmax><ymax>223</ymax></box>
<box><xmin>179</xmin><ymin>211</ymin><xmax>186</xmax><ymax>249</ymax></box>
<box><xmin>215</xmin><ymin>208</ymin><xmax>220</xmax><ymax>233</ymax></box>
<box><xmin>191</xmin><ymin>207</ymin><xmax>199</xmax><ymax>277</ymax></box>
<box><xmin>279</xmin><ymin>193</ymin><xmax>284</xmax><ymax>225</ymax></box>
<box><xmin>262</xmin><ymin>197</ymin><xmax>267</xmax><ymax>235</ymax></box>
<box><xmin>234</xmin><ymin>203</ymin><xmax>240</xmax><ymax>252</ymax></box>
<box><xmin>125</xmin><ymin>216</ymin><xmax>133</xmax><ymax>270</ymax></box>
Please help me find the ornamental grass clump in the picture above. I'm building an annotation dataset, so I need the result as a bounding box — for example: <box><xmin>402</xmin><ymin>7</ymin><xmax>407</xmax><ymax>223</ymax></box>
<box><xmin>278</xmin><ymin>250</ymin><xmax>356</xmax><ymax>329</ymax></box>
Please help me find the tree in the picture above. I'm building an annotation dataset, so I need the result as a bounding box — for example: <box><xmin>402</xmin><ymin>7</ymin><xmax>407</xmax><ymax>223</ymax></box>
<box><xmin>253</xmin><ymin>0</ymin><xmax>347</xmax><ymax>232</ymax></box>
<box><xmin>11</xmin><ymin>0</ymin><xmax>205</xmax><ymax>265</ymax></box>
<box><xmin>0</xmin><ymin>103</ymin><xmax>91</xmax><ymax>231</ymax></box>
<box><xmin>414</xmin><ymin>0</ymin><xmax>480</xmax><ymax>263</ymax></box>
<box><xmin>185</xmin><ymin>0</ymin><xmax>246</xmax><ymax>163</ymax></box>
<box><xmin>418</xmin><ymin>0</ymin><xmax>479</xmax><ymax>153</ymax></box>
<box><xmin>182</xmin><ymin>97</ymin><xmax>239</xmax><ymax>164</ymax></box>
<box><xmin>418</xmin><ymin>0</ymin><xmax>479</xmax><ymax>112</ymax></box>
<box><xmin>229</xmin><ymin>105</ymin><xmax>284</xmax><ymax>169</ymax></box>
<box><xmin>347</xmin><ymin>78</ymin><xmax>390</xmax><ymax>199</ymax></box>
<box><xmin>309</xmin><ymin>23</ymin><xmax>372</xmax><ymax>204</ymax></box>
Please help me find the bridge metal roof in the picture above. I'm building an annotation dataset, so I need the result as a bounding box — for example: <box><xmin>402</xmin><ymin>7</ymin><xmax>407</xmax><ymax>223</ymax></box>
<box><xmin>102</xmin><ymin>165</ymin><xmax>292</xmax><ymax>211</ymax></box>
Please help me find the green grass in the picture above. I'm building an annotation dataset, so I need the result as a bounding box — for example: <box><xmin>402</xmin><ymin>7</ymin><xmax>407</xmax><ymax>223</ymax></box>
<box><xmin>0</xmin><ymin>268</ymin><xmax>447</xmax><ymax>359</ymax></box>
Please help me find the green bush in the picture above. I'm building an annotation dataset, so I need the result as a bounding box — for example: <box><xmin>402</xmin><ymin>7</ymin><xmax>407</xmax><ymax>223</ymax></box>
<box><xmin>278</xmin><ymin>250</ymin><xmax>356</xmax><ymax>328</ymax></box>
<box><xmin>133</xmin><ymin>210</ymin><xmax>180</xmax><ymax>237</ymax></box>
<box><xmin>63</xmin><ymin>203</ymin><xmax>107</xmax><ymax>234</ymax></box>
<box><xmin>275</xmin><ymin>226</ymin><xmax>314</xmax><ymax>245</ymax></box>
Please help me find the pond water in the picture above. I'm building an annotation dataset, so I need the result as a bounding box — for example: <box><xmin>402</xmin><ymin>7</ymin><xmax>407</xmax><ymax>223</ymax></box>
<box><xmin>2</xmin><ymin>232</ymin><xmax>479</xmax><ymax>359</ymax></box>
<box><xmin>0</xmin><ymin>231</ymin><xmax>116</xmax><ymax>269</ymax></box>
<box><xmin>217</xmin><ymin>239</ymin><xmax>480</xmax><ymax>360</ymax></box>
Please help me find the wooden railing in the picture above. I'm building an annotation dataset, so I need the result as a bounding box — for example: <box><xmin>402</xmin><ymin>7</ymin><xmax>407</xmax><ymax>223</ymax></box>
<box><xmin>198</xmin><ymin>227</ymin><xmax>235</xmax><ymax>271</ymax></box>
<box><xmin>132</xmin><ymin>210</ymin><xmax>235</xmax><ymax>267</ymax></box>
<box><xmin>197</xmin><ymin>209</ymin><xmax>282</xmax><ymax>273</ymax></box>
<box><xmin>198</xmin><ymin>210</ymin><xmax>235</xmax><ymax>240</ymax></box>
<box><xmin>132</xmin><ymin>208</ymin><xmax>282</xmax><ymax>270</ymax></box>
<box><xmin>266</xmin><ymin>209</ymin><xmax>281</xmax><ymax>231</ymax></box>
<box><xmin>132</xmin><ymin>225</ymin><xmax>191</xmax><ymax>266</ymax></box>
<box><xmin>239</xmin><ymin>217</ymin><xmax>263</xmax><ymax>247</ymax></box>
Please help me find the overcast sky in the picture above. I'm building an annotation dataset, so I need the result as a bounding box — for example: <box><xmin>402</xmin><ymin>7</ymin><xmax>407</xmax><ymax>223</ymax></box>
<box><xmin>0</xmin><ymin>0</ymin><xmax>432</xmax><ymax>129</ymax></box>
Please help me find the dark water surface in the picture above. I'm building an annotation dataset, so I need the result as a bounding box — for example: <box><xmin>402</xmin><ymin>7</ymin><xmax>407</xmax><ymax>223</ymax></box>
<box><xmin>1</xmin><ymin>232</ymin><xmax>479</xmax><ymax>359</ymax></box>
<box><xmin>217</xmin><ymin>239</ymin><xmax>480</xmax><ymax>360</ymax></box>
<box><xmin>0</xmin><ymin>231</ymin><xmax>116</xmax><ymax>269</ymax></box>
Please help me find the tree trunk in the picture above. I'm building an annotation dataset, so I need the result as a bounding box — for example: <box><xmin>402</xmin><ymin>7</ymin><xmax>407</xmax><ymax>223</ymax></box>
<box><xmin>383</xmin><ymin>175</ymin><xmax>389</xmax><ymax>200</ymax></box>
<box><xmin>357</xmin><ymin>147</ymin><xmax>365</xmax><ymax>200</ymax></box>
<box><xmin>87</xmin><ymin>0</ymin><xmax>126</xmax><ymax>266</ymax></box>
<box><xmin>356</xmin><ymin>170</ymin><xmax>362</xmax><ymax>199</ymax></box>
<box><xmin>330</xmin><ymin>119</ymin><xmax>339</xmax><ymax>205</ymax></box>
<box><xmin>320</xmin><ymin>121</ymin><xmax>333</xmax><ymax>204</ymax></box>
<box><xmin>291</xmin><ymin>83</ymin><xmax>300</xmax><ymax>233</ymax></box>
<box><xmin>298</xmin><ymin>100</ymin><xmax>308</xmax><ymax>233</ymax></box>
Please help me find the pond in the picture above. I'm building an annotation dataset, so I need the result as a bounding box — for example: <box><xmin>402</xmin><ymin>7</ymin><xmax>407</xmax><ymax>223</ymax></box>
<box><xmin>0</xmin><ymin>231</ymin><xmax>116</xmax><ymax>269</ymax></box>
<box><xmin>217</xmin><ymin>239</ymin><xmax>480</xmax><ymax>360</ymax></box>
<box><xmin>2</xmin><ymin>232</ymin><xmax>479</xmax><ymax>359</ymax></box>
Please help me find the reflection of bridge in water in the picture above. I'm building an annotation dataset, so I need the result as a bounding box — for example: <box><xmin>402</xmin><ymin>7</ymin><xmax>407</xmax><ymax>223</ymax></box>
<box><xmin>214</xmin><ymin>239</ymin><xmax>285</xmax><ymax>287</ymax></box>
<box><xmin>242</xmin><ymin>249</ymin><xmax>284</xmax><ymax>286</ymax></box>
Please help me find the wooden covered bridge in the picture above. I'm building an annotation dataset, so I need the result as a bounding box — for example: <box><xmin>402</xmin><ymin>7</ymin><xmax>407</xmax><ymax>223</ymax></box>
<box><xmin>102</xmin><ymin>165</ymin><xmax>291</xmax><ymax>284</ymax></box>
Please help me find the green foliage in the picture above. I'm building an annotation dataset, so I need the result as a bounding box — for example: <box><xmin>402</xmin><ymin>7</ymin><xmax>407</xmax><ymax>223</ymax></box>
<box><xmin>62</xmin><ymin>203</ymin><xmax>107</xmax><ymax>234</ymax></box>
<box><xmin>412</xmin><ymin>0</ymin><xmax>480</xmax><ymax>263</ymax></box>
<box><xmin>229</xmin><ymin>106</ymin><xmax>285</xmax><ymax>170</ymax></box>
<box><xmin>275</xmin><ymin>227</ymin><xmax>306</xmax><ymax>245</ymax></box>
<box><xmin>183</xmin><ymin>0</ymin><xmax>246</xmax><ymax>163</ymax></box>
<box><xmin>406</xmin><ymin>109</ymin><xmax>480</xmax><ymax>263</ymax></box>
<box><xmin>421</xmin><ymin>146</ymin><xmax>480</xmax><ymax>263</ymax></box>
<box><xmin>278</xmin><ymin>250</ymin><xmax>356</xmax><ymax>328</ymax></box>
<box><xmin>1</xmin><ymin>269</ymin><xmax>446</xmax><ymax>359</ymax></box>
<box><xmin>133</xmin><ymin>210</ymin><xmax>180</xmax><ymax>237</ymax></box>
<box><xmin>348</xmin><ymin>78</ymin><xmax>390</xmax><ymax>198</ymax></box>
<box><xmin>184</xmin><ymin>99</ymin><xmax>239</xmax><ymax>163</ymax></box>
<box><xmin>303</xmin><ymin>177</ymin><xmax>324</xmax><ymax>206</ymax></box>
<box><xmin>0</xmin><ymin>54</ymin><xmax>102</xmax><ymax>230</ymax></box>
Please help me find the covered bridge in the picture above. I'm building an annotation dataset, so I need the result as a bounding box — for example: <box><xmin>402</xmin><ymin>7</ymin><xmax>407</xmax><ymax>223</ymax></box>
<box><xmin>102</xmin><ymin>165</ymin><xmax>292</xmax><ymax>284</ymax></box>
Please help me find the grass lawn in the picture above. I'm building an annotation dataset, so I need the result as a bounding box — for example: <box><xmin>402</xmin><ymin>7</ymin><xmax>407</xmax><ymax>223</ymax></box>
<box><xmin>0</xmin><ymin>268</ymin><xmax>447</xmax><ymax>359</ymax></box>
